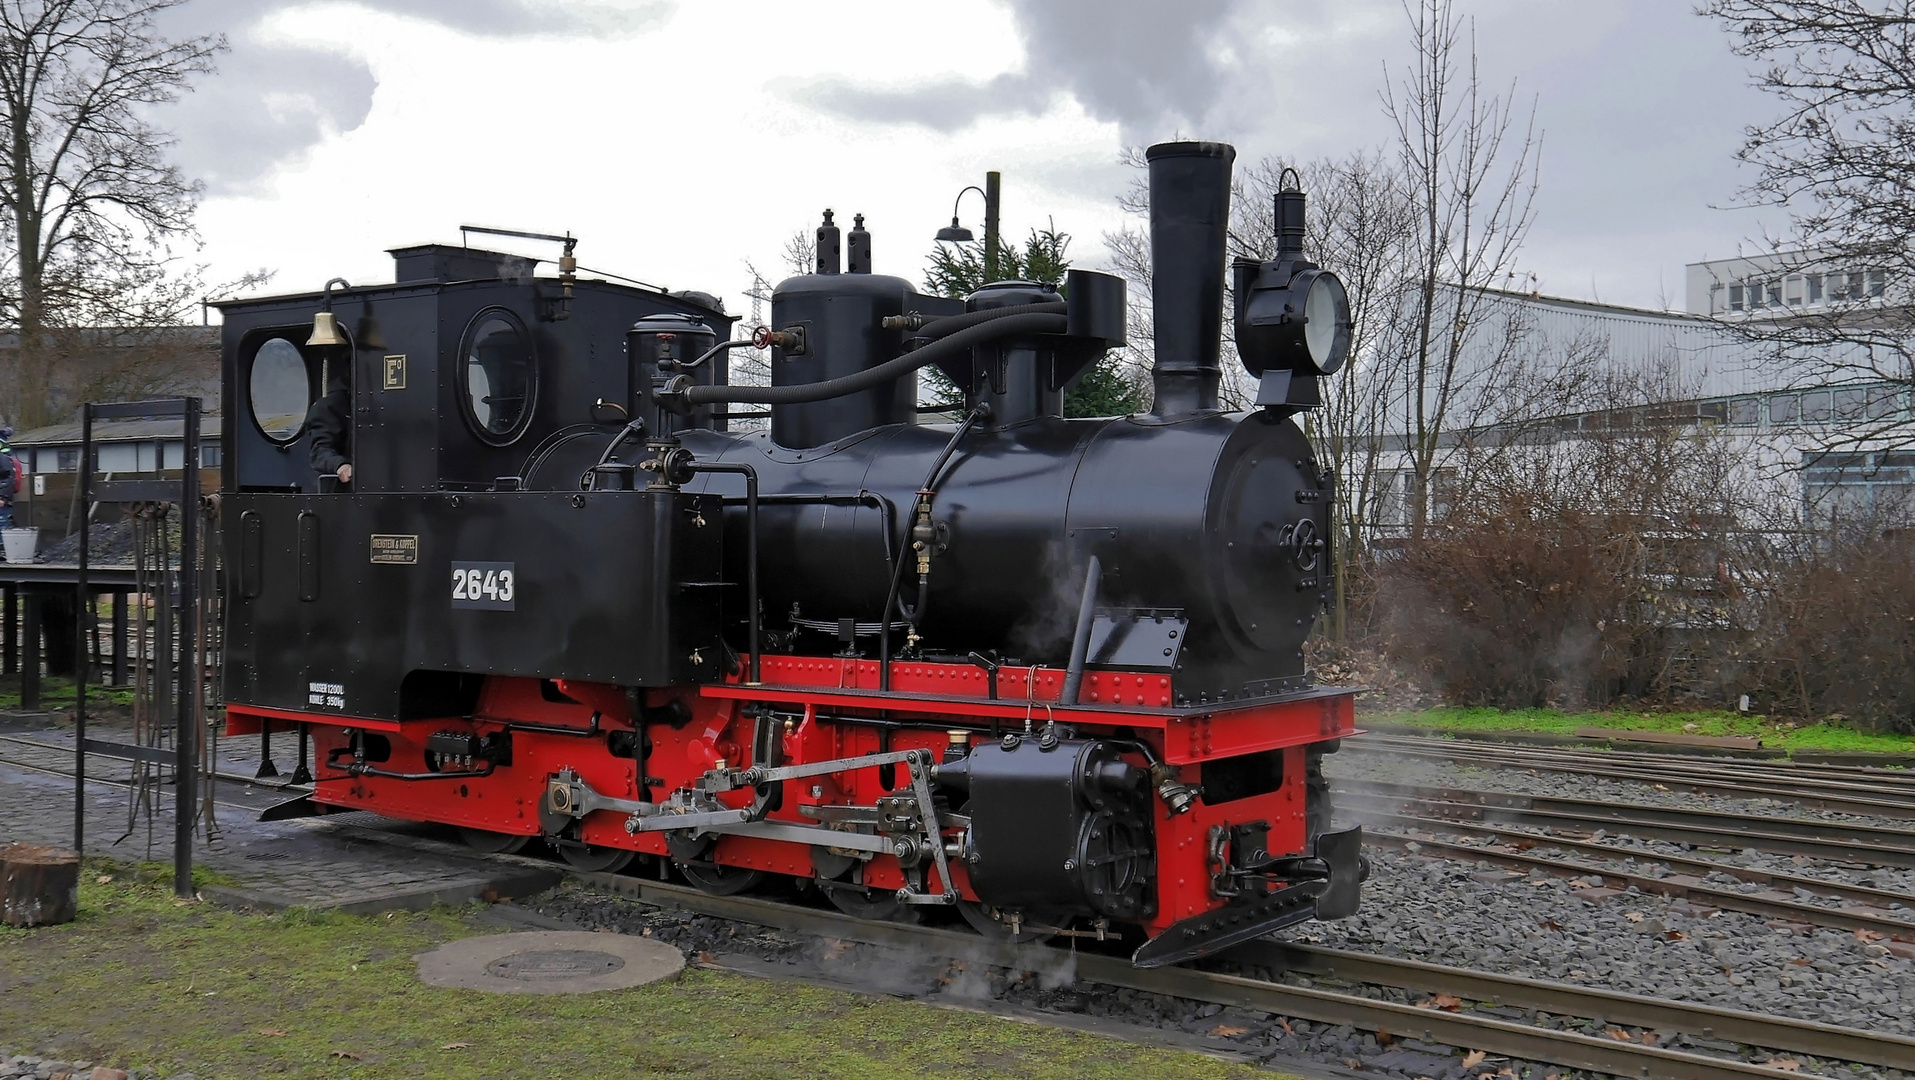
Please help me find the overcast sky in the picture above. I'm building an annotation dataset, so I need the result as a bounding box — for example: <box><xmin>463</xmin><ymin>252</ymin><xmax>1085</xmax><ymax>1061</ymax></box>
<box><xmin>165</xmin><ymin>0</ymin><xmax>1779</xmax><ymax>320</ymax></box>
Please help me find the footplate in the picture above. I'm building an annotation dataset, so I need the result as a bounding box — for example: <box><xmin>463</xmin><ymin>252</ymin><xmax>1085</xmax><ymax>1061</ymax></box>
<box><xmin>1131</xmin><ymin>826</ymin><xmax>1365</xmax><ymax>968</ymax></box>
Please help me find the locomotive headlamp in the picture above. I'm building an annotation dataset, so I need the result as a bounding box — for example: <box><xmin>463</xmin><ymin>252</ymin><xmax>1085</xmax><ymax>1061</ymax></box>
<box><xmin>1231</xmin><ymin>180</ymin><xmax>1354</xmax><ymax>408</ymax></box>
<box><xmin>1297</xmin><ymin>269</ymin><xmax>1352</xmax><ymax>375</ymax></box>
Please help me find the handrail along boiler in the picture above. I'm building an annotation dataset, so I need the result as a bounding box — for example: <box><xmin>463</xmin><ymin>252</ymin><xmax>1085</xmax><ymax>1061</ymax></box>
<box><xmin>217</xmin><ymin>140</ymin><xmax>1366</xmax><ymax>966</ymax></box>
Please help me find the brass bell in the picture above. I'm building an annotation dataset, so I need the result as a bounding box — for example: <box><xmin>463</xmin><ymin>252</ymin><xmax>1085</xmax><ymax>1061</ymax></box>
<box><xmin>307</xmin><ymin>310</ymin><xmax>346</xmax><ymax>348</ymax></box>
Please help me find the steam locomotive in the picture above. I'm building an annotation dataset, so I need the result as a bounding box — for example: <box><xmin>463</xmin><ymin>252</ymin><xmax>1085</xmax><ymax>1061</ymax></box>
<box><xmin>218</xmin><ymin>140</ymin><xmax>1364</xmax><ymax>966</ymax></box>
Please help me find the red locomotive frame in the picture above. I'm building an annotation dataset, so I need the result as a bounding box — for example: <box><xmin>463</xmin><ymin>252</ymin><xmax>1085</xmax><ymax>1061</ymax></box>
<box><xmin>230</xmin><ymin>654</ymin><xmax>1359</xmax><ymax>961</ymax></box>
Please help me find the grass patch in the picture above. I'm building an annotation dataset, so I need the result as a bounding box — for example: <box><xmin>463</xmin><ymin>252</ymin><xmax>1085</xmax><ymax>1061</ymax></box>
<box><xmin>0</xmin><ymin>864</ymin><xmax>1271</xmax><ymax>1080</ymax></box>
<box><xmin>0</xmin><ymin>674</ymin><xmax>136</xmax><ymax>711</ymax></box>
<box><xmin>1364</xmin><ymin>706</ymin><xmax>1915</xmax><ymax>755</ymax></box>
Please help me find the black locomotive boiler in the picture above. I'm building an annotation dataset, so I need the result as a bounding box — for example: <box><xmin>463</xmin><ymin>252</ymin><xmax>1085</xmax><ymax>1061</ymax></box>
<box><xmin>219</xmin><ymin>140</ymin><xmax>1365</xmax><ymax>965</ymax></box>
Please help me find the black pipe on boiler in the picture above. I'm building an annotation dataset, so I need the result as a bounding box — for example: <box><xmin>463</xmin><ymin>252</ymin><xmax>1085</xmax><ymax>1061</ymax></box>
<box><xmin>1059</xmin><ymin>555</ymin><xmax>1102</xmax><ymax>706</ymax></box>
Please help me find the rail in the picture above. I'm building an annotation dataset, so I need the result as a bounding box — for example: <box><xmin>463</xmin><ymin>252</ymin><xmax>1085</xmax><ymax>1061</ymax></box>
<box><xmin>6</xmin><ymin>732</ymin><xmax>1907</xmax><ymax>1080</ymax></box>
<box><xmin>1337</xmin><ymin>780</ymin><xmax>1915</xmax><ymax>866</ymax></box>
<box><xmin>1347</xmin><ymin>737</ymin><xmax>1915</xmax><ymax>819</ymax></box>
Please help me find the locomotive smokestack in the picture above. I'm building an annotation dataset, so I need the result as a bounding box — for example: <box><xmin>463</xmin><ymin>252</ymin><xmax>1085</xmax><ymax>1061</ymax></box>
<box><xmin>1145</xmin><ymin>141</ymin><xmax>1235</xmax><ymax>416</ymax></box>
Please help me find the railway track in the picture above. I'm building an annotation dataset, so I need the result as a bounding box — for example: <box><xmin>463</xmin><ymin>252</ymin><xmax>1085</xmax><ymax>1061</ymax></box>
<box><xmin>1349</xmin><ymin>737</ymin><xmax>1915</xmax><ymax>820</ymax></box>
<box><xmin>1359</xmin><ymin>827</ymin><xmax>1915</xmax><ymax>938</ymax></box>
<box><xmin>1361</xmin><ymin>735</ymin><xmax>1915</xmax><ymax>784</ymax></box>
<box><xmin>6</xmin><ymin>732</ymin><xmax>1910</xmax><ymax>1080</ymax></box>
<box><xmin>1363</xmin><ymin>735</ymin><xmax>1915</xmax><ymax>786</ymax></box>
<box><xmin>0</xmin><ymin>730</ymin><xmax>306</xmax><ymax>811</ymax></box>
<box><xmin>556</xmin><ymin>871</ymin><xmax>1910</xmax><ymax>1080</ymax></box>
<box><xmin>1337</xmin><ymin>780</ymin><xmax>1915</xmax><ymax>867</ymax></box>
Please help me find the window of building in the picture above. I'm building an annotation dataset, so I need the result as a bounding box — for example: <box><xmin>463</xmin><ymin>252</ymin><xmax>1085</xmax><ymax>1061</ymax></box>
<box><xmin>1866</xmin><ymin>386</ymin><xmax>1903</xmax><ymax>420</ymax></box>
<box><xmin>1800</xmin><ymin>391</ymin><xmax>1833</xmax><ymax>423</ymax></box>
<box><xmin>1728</xmin><ymin>283</ymin><xmax>1744</xmax><ymax>311</ymax></box>
<box><xmin>135</xmin><ymin>441</ymin><xmax>158</xmax><ymax>472</ymax></box>
<box><xmin>1834</xmin><ymin>387</ymin><xmax>1867</xmax><ymax>420</ymax></box>
<box><xmin>1375</xmin><ymin>470</ymin><xmax>1408</xmax><ymax>526</ymax></box>
<box><xmin>201</xmin><ymin>443</ymin><xmax>222</xmax><ymax>468</ymax></box>
<box><xmin>1747</xmin><ymin>280</ymin><xmax>1767</xmax><ymax>309</ymax></box>
<box><xmin>97</xmin><ymin>443</ymin><xmax>138</xmax><ymax>473</ymax></box>
<box><xmin>1428</xmin><ymin>467</ymin><xmax>1460</xmax><ymax>522</ymax></box>
<box><xmin>1803</xmin><ymin>450</ymin><xmax>1915</xmax><ymax>527</ymax></box>
<box><xmin>1869</xmin><ymin>269</ymin><xmax>1887</xmax><ymax>297</ymax></box>
<box><xmin>56</xmin><ymin>447</ymin><xmax>78</xmax><ymax>473</ymax></box>
<box><xmin>1806</xmin><ymin>274</ymin><xmax>1824</xmax><ymax>303</ymax></box>
<box><xmin>1785</xmin><ymin>275</ymin><xmax>1805</xmax><ymax>305</ymax></box>
<box><xmin>459</xmin><ymin>308</ymin><xmax>537</xmax><ymax>445</ymax></box>
<box><xmin>1770</xmin><ymin>393</ymin><xmax>1802</xmax><ymax>424</ymax></box>
<box><xmin>1726</xmin><ymin>398</ymin><xmax>1760</xmax><ymax>425</ymax></box>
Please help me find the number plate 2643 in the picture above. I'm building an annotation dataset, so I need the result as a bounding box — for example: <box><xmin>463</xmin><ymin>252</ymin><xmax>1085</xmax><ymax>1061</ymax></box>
<box><xmin>451</xmin><ymin>561</ymin><xmax>516</xmax><ymax>610</ymax></box>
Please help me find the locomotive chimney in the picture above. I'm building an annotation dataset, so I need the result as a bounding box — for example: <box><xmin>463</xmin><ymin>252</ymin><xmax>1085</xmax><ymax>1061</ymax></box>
<box><xmin>1145</xmin><ymin>141</ymin><xmax>1235</xmax><ymax>416</ymax></box>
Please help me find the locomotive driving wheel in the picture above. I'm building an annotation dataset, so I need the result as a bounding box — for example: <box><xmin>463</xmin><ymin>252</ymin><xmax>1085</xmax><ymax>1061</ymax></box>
<box><xmin>458</xmin><ymin>827</ymin><xmax>530</xmax><ymax>855</ymax></box>
<box><xmin>557</xmin><ymin>841</ymin><xmax>636</xmax><ymax>874</ymax></box>
<box><xmin>539</xmin><ymin>787</ymin><xmax>636</xmax><ymax>872</ymax></box>
<box><xmin>679</xmin><ymin>863</ymin><xmax>765</xmax><ymax>896</ymax></box>
<box><xmin>821</xmin><ymin>879</ymin><xmax>921</xmax><ymax>923</ymax></box>
<box><xmin>664</xmin><ymin>829</ymin><xmax>764</xmax><ymax>895</ymax></box>
<box><xmin>958</xmin><ymin>901</ymin><xmax>1060</xmax><ymax>945</ymax></box>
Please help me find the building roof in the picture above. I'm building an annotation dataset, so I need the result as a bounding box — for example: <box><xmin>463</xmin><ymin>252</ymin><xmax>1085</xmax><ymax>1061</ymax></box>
<box><xmin>12</xmin><ymin>414</ymin><xmax>222</xmax><ymax>447</ymax></box>
<box><xmin>0</xmin><ymin>324</ymin><xmax>219</xmax><ymax>350</ymax></box>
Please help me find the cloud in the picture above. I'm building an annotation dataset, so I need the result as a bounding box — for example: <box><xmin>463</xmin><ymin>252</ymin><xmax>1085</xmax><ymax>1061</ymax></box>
<box><xmin>344</xmin><ymin>0</ymin><xmax>668</xmax><ymax>37</ymax></box>
<box><xmin>157</xmin><ymin>0</ymin><xmax>670</xmax><ymax>195</ymax></box>
<box><xmin>799</xmin><ymin>0</ymin><xmax>1241</xmax><ymax>141</ymax></box>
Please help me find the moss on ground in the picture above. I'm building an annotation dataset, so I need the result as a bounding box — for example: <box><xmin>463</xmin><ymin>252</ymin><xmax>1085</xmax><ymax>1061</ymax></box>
<box><xmin>0</xmin><ymin>673</ymin><xmax>136</xmax><ymax>711</ymax></box>
<box><xmin>1365</xmin><ymin>706</ymin><xmax>1915</xmax><ymax>756</ymax></box>
<box><xmin>0</xmin><ymin>864</ymin><xmax>1272</xmax><ymax>1080</ymax></box>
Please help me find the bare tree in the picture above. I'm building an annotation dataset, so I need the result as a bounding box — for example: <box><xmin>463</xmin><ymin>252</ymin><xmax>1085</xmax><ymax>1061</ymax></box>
<box><xmin>0</xmin><ymin>0</ymin><xmax>221</xmax><ymax>429</ymax></box>
<box><xmin>1698</xmin><ymin>1</ymin><xmax>1915</xmax><ymax>451</ymax></box>
<box><xmin>734</xmin><ymin>229</ymin><xmax>820</xmax><ymax>393</ymax></box>
<box><xmin>1384</xmin><ymin>0</ymin><xmax>1542</xmax><ymax>535</ymax></box>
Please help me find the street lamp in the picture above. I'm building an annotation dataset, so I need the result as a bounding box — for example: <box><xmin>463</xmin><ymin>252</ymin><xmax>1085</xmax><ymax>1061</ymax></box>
<box><xmin>934</xmin><ymin>171</ymin><xmax>1002</xmax><ymax>280</ymax></box>
<box><xmin>935</xmin><ymin>186</ymin><xmax>982</xmax><ymax>242</ymax></box>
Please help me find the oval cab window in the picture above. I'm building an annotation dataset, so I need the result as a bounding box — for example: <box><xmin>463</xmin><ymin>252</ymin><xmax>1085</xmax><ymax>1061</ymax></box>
<box><xmin>460</xmin><ymin>310</ymin><xmax>536</xmax><ymax>444</ymax></box>
<box><xmin>249</xmin><ymin>337</ymin><xmax>312</xmax><ymax>443</ymax></box>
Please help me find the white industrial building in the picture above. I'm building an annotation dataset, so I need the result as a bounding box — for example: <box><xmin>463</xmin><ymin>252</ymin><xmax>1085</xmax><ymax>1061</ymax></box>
<box><xmin>1362</xmin><ymin>255</ymin><xmax>1914</xmax><ymax>533</ymax></box>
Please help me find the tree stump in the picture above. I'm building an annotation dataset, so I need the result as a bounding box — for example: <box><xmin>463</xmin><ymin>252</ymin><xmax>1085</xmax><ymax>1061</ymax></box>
<box><xmin>1</xmin><ymin>843</ymin><xmax>80</xmax><ymax>927</ymax></box>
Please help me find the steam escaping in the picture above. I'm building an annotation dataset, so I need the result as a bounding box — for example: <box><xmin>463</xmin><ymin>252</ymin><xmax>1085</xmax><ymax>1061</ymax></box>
<box><xmin>797</xmin><ymin>0</ymin><xmax>1244</xmax><ymax>142</ymax></box>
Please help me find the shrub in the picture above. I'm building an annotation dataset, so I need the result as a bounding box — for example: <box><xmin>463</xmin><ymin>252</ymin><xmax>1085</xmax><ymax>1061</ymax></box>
<box><xmin>1749</xmin><ymin>529</ymin><xmax>1915</xmax><ymax>733</ymax></box>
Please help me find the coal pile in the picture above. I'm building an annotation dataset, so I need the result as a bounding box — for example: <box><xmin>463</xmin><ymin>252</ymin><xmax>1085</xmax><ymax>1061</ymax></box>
<box><xmin>31</xmin><ymin>520</ymin><xmax>141</xmax><ymax>565</ymax></box>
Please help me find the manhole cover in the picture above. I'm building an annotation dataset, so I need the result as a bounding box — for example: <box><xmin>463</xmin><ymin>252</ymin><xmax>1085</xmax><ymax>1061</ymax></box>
<box><xmin>415</xmin><ymin>930</ymin><xmax>683</xmax><ymax>994</ymax></box>
<box><xmin>486</xmin><ymin>949</ymin><xmax>627</xmax><ymax>981</ymax></box>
